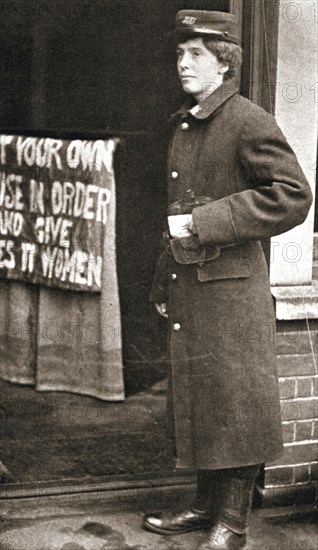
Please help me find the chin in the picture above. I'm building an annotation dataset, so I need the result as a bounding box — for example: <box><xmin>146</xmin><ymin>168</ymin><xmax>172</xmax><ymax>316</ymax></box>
<box><xmin>182</xmin><ymin>84</ymin><xmax>199</xmax><ymax>96</ymax></box>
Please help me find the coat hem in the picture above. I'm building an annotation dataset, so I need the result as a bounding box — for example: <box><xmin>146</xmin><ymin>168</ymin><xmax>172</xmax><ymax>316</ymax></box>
<box><xmin>174</xmin><ymin>446</ymin><xmax>284</xmax><ymax>471</ymax></box>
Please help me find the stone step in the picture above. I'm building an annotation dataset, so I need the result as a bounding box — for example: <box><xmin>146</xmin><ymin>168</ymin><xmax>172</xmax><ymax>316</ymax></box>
<box><xmin>271</xmin><ymin>284</ymin><xmax>318</xmax><ymax>320</ymax></box>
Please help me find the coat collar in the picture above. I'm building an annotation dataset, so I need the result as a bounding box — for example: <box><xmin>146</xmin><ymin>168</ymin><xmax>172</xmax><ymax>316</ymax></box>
<box><xmin>170</xmin><ymin>79</ymin><xmax>239</xmax><ymax>121</ymax></box>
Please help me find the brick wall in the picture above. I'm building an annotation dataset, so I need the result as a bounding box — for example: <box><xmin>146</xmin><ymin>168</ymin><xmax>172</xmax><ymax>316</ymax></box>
<box><xmin>264</xmin><ymin>320</ymin><xmax>318</xmax><ymax>496</ymax></box>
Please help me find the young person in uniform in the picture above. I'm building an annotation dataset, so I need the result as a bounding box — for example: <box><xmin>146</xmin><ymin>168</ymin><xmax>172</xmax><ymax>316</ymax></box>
<box><xmin>143</xmin><ymin>10</ymin><xmax>312</xmax><ymax>550</ymax></box>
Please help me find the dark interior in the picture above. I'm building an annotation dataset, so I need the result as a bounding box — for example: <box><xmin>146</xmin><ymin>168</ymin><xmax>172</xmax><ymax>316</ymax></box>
<box><xmin>0</xmin><ymin>0</ymin><xmax>233</xmax><ymax>132</ymax></box>
<box><xmin>0</xmin><ymin>0</ymin><xmax>236</xmax><ymax>392</ymax></box>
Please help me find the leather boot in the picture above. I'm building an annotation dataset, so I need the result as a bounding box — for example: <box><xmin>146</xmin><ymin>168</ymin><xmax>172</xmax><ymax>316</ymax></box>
<box><xmin>142</xmin><ymin>470</ymin><xmax>215</xmax><ymax>535</ymax></box>
<box><xmin>196</xmin><ymin>522</ymin><xmax>246</xmax><ymax>550</ymax></box>
<box><xmin>196</xmin><ymin>465</ymin><xmax>259</xmax><ymax>550</ymax></box>
<box><xmin>143</xmin><ymin>508</ymin><xmax>212</xmax><ymax>535</ymax></box>
<box><xmin>195</xmin><ymin>469</ymin><xmax>228</xmax><ymax>525</ymax></box>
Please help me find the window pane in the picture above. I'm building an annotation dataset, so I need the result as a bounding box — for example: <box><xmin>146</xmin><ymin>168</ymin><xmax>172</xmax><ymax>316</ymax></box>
<box><xmin>0</xmin><ymin>0</ymin><xmax>236</xmax><ymax>132</ymax></box>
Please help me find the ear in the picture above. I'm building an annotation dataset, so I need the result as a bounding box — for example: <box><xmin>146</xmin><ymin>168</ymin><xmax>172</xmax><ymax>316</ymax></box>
<box><xmin>218</xmin><ymin>63</ymin><xmax>229</xmax><ymax>75</ymax></box>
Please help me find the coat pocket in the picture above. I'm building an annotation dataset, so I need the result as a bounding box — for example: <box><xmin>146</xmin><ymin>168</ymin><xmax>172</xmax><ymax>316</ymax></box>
<box><xmin>170</xmin><ymin>236</ymin><xmax>221</xmax><ymax>265</ymax></box>
<box><xmin>197</xmin><ymin>244</ymin><xmax>251</xmax><ymax>282</ymax></box>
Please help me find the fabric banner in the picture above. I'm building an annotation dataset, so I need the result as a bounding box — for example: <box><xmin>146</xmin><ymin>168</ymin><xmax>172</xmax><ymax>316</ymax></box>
<box><xmin>0</xmin><ymin>135</ymin><xmax>125</xmax><ymax>401</ymax></box>
<box><xmin>0</xmin><ymin>134</ymin><xmax>117</xmax><ymax>292</ymax></box>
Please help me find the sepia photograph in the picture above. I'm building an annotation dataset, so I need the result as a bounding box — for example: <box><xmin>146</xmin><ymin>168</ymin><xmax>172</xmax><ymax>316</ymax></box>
<box><xmin>0</xmin><ymin>1</ymin><xmax>317</xmax><ymax>549</ymax></box>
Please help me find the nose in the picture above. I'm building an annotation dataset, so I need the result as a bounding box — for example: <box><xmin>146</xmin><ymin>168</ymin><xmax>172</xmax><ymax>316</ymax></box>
<box><xmin>178</xmin><ymin>51</ymin><xmax>191</xmax><ymax>71</ymax></box>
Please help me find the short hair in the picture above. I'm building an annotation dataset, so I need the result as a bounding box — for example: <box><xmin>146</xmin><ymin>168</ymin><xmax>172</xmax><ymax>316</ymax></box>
<box><xmin>203</xmin><ymin>38</ymin><xmax>242</xmax><ymax>81</ymax></box>
<box><xmin>175</xmin><ymin>33</ymin><xmax>243</xmax><ymax>81</ymax></box>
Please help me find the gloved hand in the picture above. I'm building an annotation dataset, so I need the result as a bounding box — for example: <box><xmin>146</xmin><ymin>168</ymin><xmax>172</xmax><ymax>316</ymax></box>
<box><xmin>168</xmin><ymin>214</ymin><xmax>193</xmax><ymax>238</ymax></box>
<box><xmin>187</xmin><ymin>216</ymin><xmax>197</xmax><ymax>234</ymax></box>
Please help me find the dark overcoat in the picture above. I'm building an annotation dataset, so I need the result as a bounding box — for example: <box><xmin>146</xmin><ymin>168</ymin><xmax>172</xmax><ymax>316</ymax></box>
<box><xmin>150</xmin><ymin>80</ymin><xmax>312</xmax><ymax>470</ymax></box>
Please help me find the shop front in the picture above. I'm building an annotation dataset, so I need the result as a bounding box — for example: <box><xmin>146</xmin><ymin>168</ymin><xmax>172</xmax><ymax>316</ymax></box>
<box><xmin>0</xmin><ymin>0</ymin><xmax>317</xmax><ymax>507</ymax></box>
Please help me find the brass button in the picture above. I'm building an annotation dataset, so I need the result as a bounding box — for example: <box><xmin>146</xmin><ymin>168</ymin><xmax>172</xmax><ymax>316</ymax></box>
<box><xmin>171</xmin><ymin>171</ymin><xmax>179</xmax><ymax>180</ymax></box>
<box><xmin>173</xmin><ymin>323</ymin><xmax>181</xmax><ymax>332</ymax></box>
<box><xmin>181</xmin><ymin>122</ymin><xmax>189</xmax><ymax>130</ymax></box>
<box><xmin>171</xmin><ymin>273</ymin><xmax>177</xmax><ymax>280</ymax></box>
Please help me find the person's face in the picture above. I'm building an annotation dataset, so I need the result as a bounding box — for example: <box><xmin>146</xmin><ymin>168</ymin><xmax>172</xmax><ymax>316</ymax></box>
<box><xmin>176</xmin><ymin>37</ymin><xmax>228</xmax><ymax>103</ymax></box>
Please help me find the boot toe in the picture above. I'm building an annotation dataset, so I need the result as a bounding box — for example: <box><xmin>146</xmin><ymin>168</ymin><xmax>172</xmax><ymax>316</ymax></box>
<box><xmin>143</xmin><ymin>509</ymin><xmax>211</xmax><ymax>535</ymax></box>
<box><xmin>143</xmin><ymin>514</ymin><xmax>164</xmax><ymax>530</ymax></box>
<box><xmin>196</xmin><ymin>522</ymin><xmax>247</xmax><ymax>550</ymax></box>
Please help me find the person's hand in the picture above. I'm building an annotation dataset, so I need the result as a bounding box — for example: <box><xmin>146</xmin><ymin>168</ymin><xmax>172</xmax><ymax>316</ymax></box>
<box><xmin>186</xmin><ymin>216</ymin><xmax>197</xmax><ymax>234</ymax></box>
<box><xmin>155</xmin><ymin>303</ymin><xmax>168</xmax><ymax>318</ymax></box>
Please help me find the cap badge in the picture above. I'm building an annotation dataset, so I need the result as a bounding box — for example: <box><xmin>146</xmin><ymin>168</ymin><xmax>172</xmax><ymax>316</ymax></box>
<box><xmin>190</xmin><ymin>105</ymin><xmax>201</xmax><ymax>115</ymax></box>
<box><xmin>182</xmin><ymin>16</ymin><xmax>196</xmax><ymax>25</ymax></box>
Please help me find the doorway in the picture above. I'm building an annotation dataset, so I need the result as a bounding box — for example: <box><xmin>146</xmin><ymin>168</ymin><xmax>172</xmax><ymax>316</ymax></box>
<box><xmin>2</xmin><ymin>0</ymin><xmax>277</xmax><ymax>493</ymax></box>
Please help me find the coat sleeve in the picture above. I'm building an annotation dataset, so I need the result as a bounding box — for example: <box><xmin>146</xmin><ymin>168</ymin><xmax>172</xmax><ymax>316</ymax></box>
<box><xmin>192</xmin><ymin>107</ymin><xmax>313</xmax><ymax>246</ymax></box>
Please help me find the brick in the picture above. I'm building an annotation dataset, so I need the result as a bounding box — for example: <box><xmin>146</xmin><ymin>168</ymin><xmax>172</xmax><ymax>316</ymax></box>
<box><xmin>276</xmin><ymin>321</ymin><xmax>318</xmax><ymax>354</ymax></box>
<box><xmin>313</xmin><ymin>421</ymin><xmax>318</xmax><ymax>440</ymax></box>
<box><xmin>270</xmin><ymin>443</ymin><xmax>318</xmax><ymax>467</ymax></box>
<box><xmin>295</xmin><ymin>422</ymin><xmax>314</xmax><ymax>442</ymax></box>
<box><xmin>294</xmin><ymin>464</ymin><xmax>310</xmax><ymax>484</ymax></box>
<box><xmin>265</xmin><ymin>466</ymin><xmax>293</xmax><ymax>486</ymax></box>
<box><xmin>282</xmin><ymin>423</ymin><xmax>295</xmax><ymax>443</ymax></box>
<box><xmin>279</xmin><ymin>379</ymin><xmax>296</xmax><ymax>400</ymax></box>
<box><xmin>276</xmin><ymin>331</ymin><xmax>313</xmax><ymax>355</ymax></box>
<box><xmin>313</xmin><ymin>378</ymin><xmax>318</xmax><ymax>396</ymax></box>
<box><xmin>277</xmin><ymin>354</ymin><xmax>317</xmax><ymax>377</ymax></box>
<box><xmin>296</xmin><ymin>378</ymin><xmax>313</xmax><ymax>398</ymax></box>
<box><xmin>311</xmin><ymin>462</ymin><xmax>318</xmax><ymax>481</ymax></box>
<box><xmin>280</xmin><ymin>399</ymin><xmax>318</xmax><ymax>421</ymax></box>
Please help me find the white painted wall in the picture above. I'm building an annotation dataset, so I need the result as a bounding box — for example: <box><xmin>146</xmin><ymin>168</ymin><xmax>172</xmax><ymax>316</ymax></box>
<box><xmin>270</xmin><ymin>0</ymin><xmax>317</xmax><ymax>286</ymax></box>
